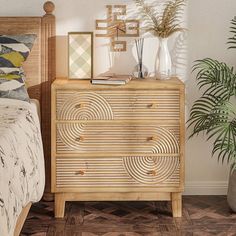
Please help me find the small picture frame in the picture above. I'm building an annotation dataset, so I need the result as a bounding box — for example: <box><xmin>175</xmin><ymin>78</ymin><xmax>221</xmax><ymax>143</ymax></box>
<box><xmin>68</xmin><ymin>32</ymin><xmax>93</xmax><ymax>79</ymax></box>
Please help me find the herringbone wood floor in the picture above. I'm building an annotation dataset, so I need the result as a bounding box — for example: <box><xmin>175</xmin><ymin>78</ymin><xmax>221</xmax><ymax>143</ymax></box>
<box><xmin>21</xmin><ymin>196</ymin><xmax>236</xmax><ymax>236</ymax></box>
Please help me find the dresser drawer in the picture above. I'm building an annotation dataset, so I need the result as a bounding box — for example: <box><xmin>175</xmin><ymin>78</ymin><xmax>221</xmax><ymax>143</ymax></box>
<box><xmin>56</xmin><ymin>156</ymin><xmax>180</xmax><ymax>190</ymax></box>
<box><xmin>56</xmin><ymin>90</ymin><xmax>180</xmax><ymax>120</ymax></box>
<box><xmin>56</xmin><ymin>123</ymin><xmax>180</xmax><ymax>154</ymax></box>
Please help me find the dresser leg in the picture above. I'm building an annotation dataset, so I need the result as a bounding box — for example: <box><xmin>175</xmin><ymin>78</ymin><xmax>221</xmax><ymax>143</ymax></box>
<box><xmin>55</xmin><ymin>193</ymin><xmax>66</xmax><ymax>218</ymax></box>
<box><xmin>171</xmin><ymin>192</ymin><xmax>182</xmax><ymax>217</ymax></box>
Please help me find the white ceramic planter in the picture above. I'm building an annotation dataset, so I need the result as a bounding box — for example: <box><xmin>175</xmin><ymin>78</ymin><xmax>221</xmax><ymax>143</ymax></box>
<box><xmin>227</xmin><ymin>169</ymin><xmax>236</xmax><ymax>212</ymax></box>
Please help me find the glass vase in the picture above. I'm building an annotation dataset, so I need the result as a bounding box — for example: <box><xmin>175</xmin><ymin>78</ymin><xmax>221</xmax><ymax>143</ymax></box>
<box><xmin>157</xmin><ymin>37</ymin><xmax>172</xmax><ymax>79</ymax></box>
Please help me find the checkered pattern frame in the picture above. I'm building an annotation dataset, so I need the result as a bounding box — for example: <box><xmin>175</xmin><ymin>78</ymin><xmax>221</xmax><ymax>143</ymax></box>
<box><xmin>69</xmin><ymin>32</ymin><xmax>93</xmax><ymax>79</ymax></box>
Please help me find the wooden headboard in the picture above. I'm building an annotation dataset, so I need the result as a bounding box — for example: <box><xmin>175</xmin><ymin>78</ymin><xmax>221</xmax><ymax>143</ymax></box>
<box><xmin>0</xmin><ymin>1</ymin><xmax>56</xmax><ymax>200</ymax></box>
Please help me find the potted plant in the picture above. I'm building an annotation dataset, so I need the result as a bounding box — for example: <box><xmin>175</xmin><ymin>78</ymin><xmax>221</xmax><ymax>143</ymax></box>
<box><xmin>134</xmin><ymin>0</ymin><xmax>186</xmax><ymax>78</ymax></box>
<box><xmin>188</xmin><ymin>17</ymin><xmax>236</xmax><ymax>212</ymax></box>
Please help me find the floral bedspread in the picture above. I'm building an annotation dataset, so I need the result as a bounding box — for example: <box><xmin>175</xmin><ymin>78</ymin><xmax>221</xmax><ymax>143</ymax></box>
<box><xmin>0</xmin><ymin>98</ymin><xmax>45</xmax><ymax>236</ymax></box>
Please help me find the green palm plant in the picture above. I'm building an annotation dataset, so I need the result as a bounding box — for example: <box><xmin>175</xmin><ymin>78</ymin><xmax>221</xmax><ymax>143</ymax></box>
<box><xmin>228</xmin><ymin>17</ymin><xmax>236</xmax><ymax>49</ymax></box>
<box><xmin>188</xmin><ymin>17</ymin><xmax>236</xmax><ymax>171</ymax></box>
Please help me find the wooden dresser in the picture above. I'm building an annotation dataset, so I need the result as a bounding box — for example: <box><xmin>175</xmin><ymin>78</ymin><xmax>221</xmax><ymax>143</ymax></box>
<box><xmin>51</xmin><ymin>77</ymin><xmax>185</xmax><ymax>218</ymax></box>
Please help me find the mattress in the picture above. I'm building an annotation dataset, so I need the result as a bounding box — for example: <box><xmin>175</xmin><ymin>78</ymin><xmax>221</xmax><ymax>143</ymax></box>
<box><xmin>0</xmin><ymin>98</ymin><xmax>45</xmax><ymax>236</ymax></box>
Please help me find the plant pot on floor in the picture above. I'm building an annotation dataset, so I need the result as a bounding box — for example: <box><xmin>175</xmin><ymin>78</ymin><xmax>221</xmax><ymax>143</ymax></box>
<box><xmin>227</xmin><ymin>169</ymin><xmax>236</xmax><ymax>212</ymax></box>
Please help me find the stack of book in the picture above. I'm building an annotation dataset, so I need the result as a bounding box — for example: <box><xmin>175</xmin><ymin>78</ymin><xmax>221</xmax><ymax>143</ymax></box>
<box><xmin>91</xmin><ymin>73</ymin><xmax>132</xmax><ymax>85</ymax></box>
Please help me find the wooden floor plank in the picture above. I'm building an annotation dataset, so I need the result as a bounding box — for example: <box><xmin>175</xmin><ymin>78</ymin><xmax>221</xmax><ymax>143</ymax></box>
<box><xmin>21</xmin><ymin>196</ymin><xmax>236</xmax><ymax>236</ymax></box>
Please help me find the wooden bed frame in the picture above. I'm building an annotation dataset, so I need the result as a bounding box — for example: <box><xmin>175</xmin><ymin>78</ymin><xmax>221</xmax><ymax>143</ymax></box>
<box><xmin>0</xmin><ymin>1</ymin><xmax>56</xmax><ymax>235</ymax></box>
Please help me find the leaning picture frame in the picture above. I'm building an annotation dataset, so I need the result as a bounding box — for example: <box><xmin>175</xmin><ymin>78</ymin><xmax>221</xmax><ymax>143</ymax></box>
<box><xmin>68</xmin><ymin>32</ymin><xmax>93</xmax><ymax>79</ymax></box>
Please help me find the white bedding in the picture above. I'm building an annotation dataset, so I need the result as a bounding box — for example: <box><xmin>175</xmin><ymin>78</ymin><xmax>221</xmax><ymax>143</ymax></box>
<box><xmin>0</xmin><ymin>98</ymin><xmax>45</xmax><ymax>236</ymax></box>
<box><xmin>30</xmin><ymin>99</ymin><xmax>41</xmax><ymax>120</ymax></box>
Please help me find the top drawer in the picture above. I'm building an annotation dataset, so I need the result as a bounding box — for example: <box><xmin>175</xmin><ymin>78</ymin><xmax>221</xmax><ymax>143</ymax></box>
<box><xmin>56</xmin><ymin>90</ymin><xmax>180</xmax><ymax>120</ymax></box>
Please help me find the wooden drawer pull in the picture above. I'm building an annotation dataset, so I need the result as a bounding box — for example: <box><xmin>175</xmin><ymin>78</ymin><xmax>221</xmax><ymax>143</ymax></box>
<box><xmin>75</xmin><ymin>136</ymin><xmax>84</xmax><ymax>142</ymax></box>
<box><xmin>147</xmin><ymin>103</ymin><xmax>157</xmax><ymax>108</ymax></box>
<box><xmin>75</xmin><ymin>170</ymin><xmax>85</xmax><ymax>176</ymax></box>
<box><xmin>147</xmin><ymin>170</ymin><xmax>157</xmax><ymax>176</ymax></box>
<box><xmin>74</xmin><ymin>104</ymin><xmax>84</xmax><ymax>109</ymax></box>
<box><xmin>147</xmin><ymin>136</ymin><xmax>157</xmax><ymax>141</ymax></box>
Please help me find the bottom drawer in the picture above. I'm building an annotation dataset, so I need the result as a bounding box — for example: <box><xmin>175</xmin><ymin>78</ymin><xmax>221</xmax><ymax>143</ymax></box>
<box><xmin>56</xmin><ymin>156</ymin><xmax>180</xmax><ymax>190</ymax></box>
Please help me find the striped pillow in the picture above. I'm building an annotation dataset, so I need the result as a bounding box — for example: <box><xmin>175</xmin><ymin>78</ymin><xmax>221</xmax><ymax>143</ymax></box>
<box><xmin>0</xmin><ymin>34</ymin><xmax>36</xmax><ymax>101</ymax></box>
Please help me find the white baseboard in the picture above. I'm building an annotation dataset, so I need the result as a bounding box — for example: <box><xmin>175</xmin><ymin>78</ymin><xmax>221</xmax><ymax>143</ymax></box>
<box><xmin>183</xmin><ymin>181</ymin><xmax>228</xmax><ymax>195</ymax></box>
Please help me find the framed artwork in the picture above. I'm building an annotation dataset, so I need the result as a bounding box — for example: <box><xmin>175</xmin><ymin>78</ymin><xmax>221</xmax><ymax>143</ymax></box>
<box><xmin>68</xmin><ymin>32</ymin><xmax>93</xmax><ymax>79</ymax></box>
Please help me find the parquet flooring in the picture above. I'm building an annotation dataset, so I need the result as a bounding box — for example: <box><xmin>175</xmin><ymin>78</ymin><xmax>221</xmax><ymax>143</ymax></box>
<box><xmin>21</xmin><ymin>196</ymin><xmax>236</xmax><ymax>236</ymax></box>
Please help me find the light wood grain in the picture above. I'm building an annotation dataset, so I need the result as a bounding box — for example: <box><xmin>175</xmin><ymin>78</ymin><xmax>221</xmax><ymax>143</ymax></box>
<box><xmin>55</xmin><ymin>193</ymin><xmax>66</xmax><ymax>218</ymax></box>
<box><xmin>53</xmin><ymin>77</ymin><xmax>184</xmax><ymax>89</ymax></box>
<box><xmin>14</xmin><ymin>203</ymin><xmax>32</xmax><ymax>236</ymax></box>
<box><xmin>40</xmin><ymin>1</ymin><xmax>56</xmax><ymax>201</ymax></box>
<box><xmin>171</xmin><ymin>192</ymin><xmax>182</xmax><ymax>217</ymax></box>
<box><xmin>56</xmin><ymin>156</ymin><xmax>180</xmax><ymax>188</ymax></box>
<box><xmin>51</xmin><ymin>78</ymin><xmax>185</xmax><ymax>218</ymax></box>
<box><xmin>56</xmin><ymin>89</ymin><xmax>180</xmax><ymax>120</ymax></box>
<box><xmin>56</xmin><ymin>123</ymin><xmax>180</xmax><ymax>154</ymax></box>
<box><xmin>54</xmin><ymin>191</ymin><xmax>172</xmax><ymax>218</ymax></box>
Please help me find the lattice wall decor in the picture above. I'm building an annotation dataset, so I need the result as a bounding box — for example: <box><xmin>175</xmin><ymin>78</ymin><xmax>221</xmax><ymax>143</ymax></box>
<box><xmin>95</xmin><ymin>5</ymin><xmax>139</xmax><ymax>52</ymax></box>
<box><xmin>68</xmin><ymin>32</ymin><xmax>93</xmax><ymax>79</ymax></box>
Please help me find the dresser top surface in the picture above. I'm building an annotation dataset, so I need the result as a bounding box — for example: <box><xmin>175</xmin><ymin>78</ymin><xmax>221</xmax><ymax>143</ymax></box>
<box><xmin>52</xmin><ymin>77</ymin><xmax>185</xmax><ymax>90</ymax></box>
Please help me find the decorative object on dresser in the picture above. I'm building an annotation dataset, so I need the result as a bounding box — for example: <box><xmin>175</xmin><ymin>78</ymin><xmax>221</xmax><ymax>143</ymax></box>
<box><xmin>134</xmin><ymin>0</ymin><xmax>186</xmax><ymax>78</ymax></box>
<box><xmin>134</xmin><ymin>38</ymin><xmax>147</xmax><ymax>79</ymax></box>
<box><xmin>68</xmin><ymin>32</ymin><xmax>93</xmax><ymax>79</ymax></box>
<box><xmin>51</xmin><ymin>77</ymin><xmax>185</xmax><ymax>218</ymax></box>
<box><xmin>95</xmin><ymin>5</ymin><xmax>139</xmax><ymax>52</ymax></box>
<box><xmin>0</xmin><ymin>1</ymin><xmax>55</xmax><ymax>235</ymax></box>
<box><xmin>91</xmin><ymin>73</ymin><xmax>132</xmax><ymax>85</ymax></box>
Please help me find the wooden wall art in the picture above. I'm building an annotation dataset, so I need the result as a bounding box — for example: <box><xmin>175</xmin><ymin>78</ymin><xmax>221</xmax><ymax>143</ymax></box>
<box><xmin>95</xmin><ymin>5</ymin><xmax>139</xmax><ymax>52</ymax></box>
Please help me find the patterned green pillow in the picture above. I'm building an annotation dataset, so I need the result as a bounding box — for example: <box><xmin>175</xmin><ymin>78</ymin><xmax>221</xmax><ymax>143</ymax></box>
<box><xmin>0</xmin><ymin>34</ymin><xmax>37</xmax><ymax>101</ymax></box>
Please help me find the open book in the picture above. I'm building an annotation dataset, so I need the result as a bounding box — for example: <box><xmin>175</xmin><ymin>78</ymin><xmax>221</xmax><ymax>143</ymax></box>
<box><xmin>91</xmin><ymin>73</ymin><xmax>132</xmax><ymax>85</ymax></box>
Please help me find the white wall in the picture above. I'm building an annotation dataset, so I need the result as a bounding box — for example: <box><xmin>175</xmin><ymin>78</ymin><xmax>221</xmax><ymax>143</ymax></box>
<box><xmin>185</xmin><ymin>0</ymin><xmax>236</xmax><ymax>194</ymax></box>
<box><xmin>1</xmin><ymin>0</ymin><xmax>236</xmax><ymax>194</ymax></box>
<box><xmin>54</xmin><ymin>0</ymin><xmax>186</xmax><ymax>78</ymax></box>
<box><xmin>0</xmin><ymin>0</ymin><xmax>187</xmax><ymax>77</ymax></box>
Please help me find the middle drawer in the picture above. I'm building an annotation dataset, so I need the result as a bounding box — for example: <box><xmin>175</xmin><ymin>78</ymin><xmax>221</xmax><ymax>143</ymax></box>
<box><xmin>56</xmin><ymin>122</ymin><xmax>180</xmax><ymax>154</ymax></box>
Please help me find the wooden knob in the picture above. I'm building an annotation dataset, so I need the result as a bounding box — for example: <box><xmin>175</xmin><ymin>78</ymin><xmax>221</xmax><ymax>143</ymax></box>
<box><xmin>74</xmin><ymin>104</ymin><xmax>82</xmax><ymax>109</ymax></box>
<box><xmin>75</xmin><ymin>136</ymin><xmax>83</xmax><ymax>142</ymax></box>
<box><xmin>147</xmin><ymin>170</ymin><xmax>157</xmax><ymax>176</ymax></box>
<box><xmin>75</xmin><ymin>170</ymin><xmax>85</xmax><ymax>176</ymax></box>
<box><xmin>147</xmin><ymin>136</ymin><xmax>157</xmax><ymax>141</ymax></box>
<box><xmin>147</xmin><ymin>103</ymin><xmax>157</xmax><ymax>109</ymax></box>
<box><xmin>43</xmin><ymin>1</ymin><xmax>55</xmax><ymax>14</ymax></box>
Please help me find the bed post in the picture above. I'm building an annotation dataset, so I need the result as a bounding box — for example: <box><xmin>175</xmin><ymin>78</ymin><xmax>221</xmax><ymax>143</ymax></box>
<box><xmin>41</xmin><ymin>1</ymin><xmax>56</xmax><ymax>201</ymax></box>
